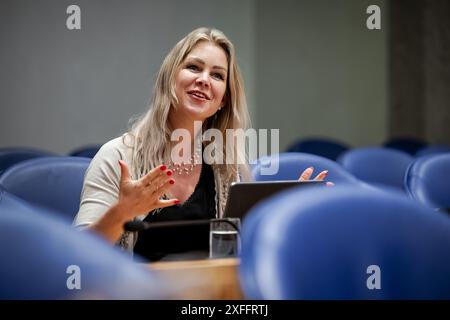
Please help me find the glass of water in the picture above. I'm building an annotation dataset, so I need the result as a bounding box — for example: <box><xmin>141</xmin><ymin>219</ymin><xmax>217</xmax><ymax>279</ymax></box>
<box><xmin>209</xmin><ymin>218</ymin><xmax>241</xmax><ymax>259</ymax></box>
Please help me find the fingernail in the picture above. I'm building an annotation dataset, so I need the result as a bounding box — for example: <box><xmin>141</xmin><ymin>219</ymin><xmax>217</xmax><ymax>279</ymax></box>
<box><xmin>160</xmin><ymin>165</ymin><xmax>167</xmax><ymax>171</ymax></box>
<box><xmin>169</xmin><ymin>179</ymin><xmax>175</xmax><ymax>184</ymax></box>
<box><xmin>323</xmin><ymin>170</ymin><xmax>328</xmax><ymax>176</ymax></box>
<box><xmin>308</xmin><ymin>166</ymin><xmax>314</xmax><ymax>171</ymax></box>
<box><xmin>174</xmin><ymin>199</ymin><xmax>180</xmax><ymax>204</ymax></box>
<box><xmin>166</xmin><ymin>170</ymin><xmax>173</xmax><ymax>176</ymax></box>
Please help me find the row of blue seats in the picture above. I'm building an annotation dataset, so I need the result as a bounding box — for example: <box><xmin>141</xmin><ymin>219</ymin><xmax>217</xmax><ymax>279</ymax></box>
<box><xmin>253</xmin><ymin>152</ymin><xmax>450</xmax><ymax>211</ymax></box>
<box><xmin>245</xmin><ymin>149</ymin><xmax>450</xmax><ymax>298</ymax></box>
<box><xmin>0</xmin><ymin>151</ymin><xmax>448</xmax><ymax>223</ymax></box>
<box><xmin>0</xmin><ymin>190</ymin><xmax>181</xmax><ymax>299</ymax></box>
<box><xmin>286</xmin><ymin>137</ymin><xmax>450</xmax><ymax>160</ymax></box>
<box><xmin>0</xmin><ymin>145</ymin><xmax>101</xmax><ymax>176</ymax></box>
<box><xmin>240</xmin><ymin>184</ymin><xmax>450</xmax><ymax>299</ymax></box>
<box><xmin>1</xmin><ymin>177</ymin><xmax>450</xmax><ymax>299</ymax></box>
<box><xmin>3</xmin><ymin>137</ymin><xmax>450</xmax><ymax>178</ymax></box>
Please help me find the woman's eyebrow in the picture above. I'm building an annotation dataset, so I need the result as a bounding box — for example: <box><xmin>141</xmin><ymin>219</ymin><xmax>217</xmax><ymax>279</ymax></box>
<box><xmin>187</xmin><ymin>57</ymin><xmax>227</xmax><ymax>71</ymax></box>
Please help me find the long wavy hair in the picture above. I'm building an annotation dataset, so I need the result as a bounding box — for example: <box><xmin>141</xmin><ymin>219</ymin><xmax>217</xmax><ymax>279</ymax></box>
<box><xmin>125</xmin><ymin>27</ymin><xmax>250</xmax><ymax>182</ymax></box>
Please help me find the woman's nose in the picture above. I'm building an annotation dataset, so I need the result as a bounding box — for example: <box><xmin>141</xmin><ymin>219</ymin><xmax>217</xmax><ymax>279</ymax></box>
<box><xmin>195</xmin><ymin>72</ymin><xmax>210</xmax><ymax>87</ymax></box>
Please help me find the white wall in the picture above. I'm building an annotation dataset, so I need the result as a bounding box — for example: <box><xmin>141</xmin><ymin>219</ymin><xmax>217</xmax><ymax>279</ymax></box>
<box><xmin>0</xmin><ymin>0</ymin><xmax>256</xmax><ymax>153</ymax></box>
<box><xmin>255</xmin><ymin>0</ymin><xmax>388</xmax><ymax>150</ymax></box>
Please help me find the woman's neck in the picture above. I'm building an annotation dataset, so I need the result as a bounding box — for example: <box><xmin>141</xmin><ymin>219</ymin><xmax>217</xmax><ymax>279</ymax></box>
<box><xmin>168</xmin><ymin>112</ymin><xmax>203</xmax><ymax>160</ymax></box>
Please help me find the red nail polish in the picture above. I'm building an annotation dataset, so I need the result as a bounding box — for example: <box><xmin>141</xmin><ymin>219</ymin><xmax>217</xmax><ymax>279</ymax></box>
<box><xmin>174</xmin><ymin>199</ymin><xmax>180</xmax><ymax>204</ymax></box>
<box><xmin>169</xmin><ymin>179</ymin><xmax>175</xmax><ymax>184</ymax></box>
<box><xmin>160</xmin><ymin>165</ymin><xmax>167</xmax><ymax>171</ymax></box>
<box><xmin>166</xmin><ymin>170</ymin><xmax>172</xmax><ymax>176</ymax></box>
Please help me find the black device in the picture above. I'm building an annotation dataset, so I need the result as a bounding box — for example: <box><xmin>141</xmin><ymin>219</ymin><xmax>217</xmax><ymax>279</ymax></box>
<box><xmin>223</xmin><ymin>180</ymin><xmax>325</xmax><ymax>219</ymax></box>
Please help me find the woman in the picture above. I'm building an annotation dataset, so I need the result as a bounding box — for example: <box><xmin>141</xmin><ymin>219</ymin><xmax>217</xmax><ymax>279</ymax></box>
<box><xmin>74</xmin><ymin>27</ymin><xmax>326</xmax><ymax>261</ymax></box>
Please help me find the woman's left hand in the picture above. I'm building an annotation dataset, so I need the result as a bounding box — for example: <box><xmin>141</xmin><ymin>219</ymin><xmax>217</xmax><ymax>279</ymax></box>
<box><xmin>298</xmin><ymin>167</ymin><xmax>334</xmax><ymax>186</ymax></box>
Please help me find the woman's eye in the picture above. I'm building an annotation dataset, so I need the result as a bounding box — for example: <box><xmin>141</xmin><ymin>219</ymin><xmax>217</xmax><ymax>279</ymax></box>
<box><xmin>186</xmin><ymin>64</ymin><xmax>199</xmax><ymax>71</ymax></box>
<box><xmin>212</xmin><ymin>73</ymin><xmax>224</xmax><ymax>80</ymax></box>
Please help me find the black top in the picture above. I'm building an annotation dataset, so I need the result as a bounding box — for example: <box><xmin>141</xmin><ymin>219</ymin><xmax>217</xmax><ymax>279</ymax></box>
<box><xmin>133</xmin><ymin>163</ymin><xmax>216</xmax><ymax>262</ymax></box>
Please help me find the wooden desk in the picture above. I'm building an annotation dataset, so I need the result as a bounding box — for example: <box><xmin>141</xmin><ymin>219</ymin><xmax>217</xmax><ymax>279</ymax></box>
<box><xmin>148</xmin><ymin>258</ymin><xmax>244</xmax><ymax>300</ymax></box>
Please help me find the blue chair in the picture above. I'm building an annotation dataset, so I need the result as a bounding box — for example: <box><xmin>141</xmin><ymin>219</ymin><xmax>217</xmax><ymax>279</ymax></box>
<box><xmin>415</xmin><ymin>144</ymin><xmax>450</xmax><ymax>157</ymax></box>
<box><xmin>405</xmin><ymin>153</ymin><xmax>450</xmax><ymax>211</ymax></box>
<box><xmin>0</xmin><ymin>157</ymin><xmax>91</xmax><ymax>220</ymax></box>
<box><xmin>0</xmin><ymin>189</ymin><xmax>173</xmax><ymax>299</ymax></box>
<box><xmin>252</xmin><ymin>152</ymin><xmax>360</xmax><ymax>185</ymax></box>
<box><xmin>383</xmin><ymin>137</ymin><xmax>427</xmax><ymax>156</ymax></box>
<box><xmin>337</xmin><ymin>147</ymin><xmax>413</xmax><ymax>190</ymax></box>
<box><xmin>69</xmin><ymin>144</ymin><xmax>102</xmax><ymax>158</ymax></box>
<box><xmin>0</xmin><ymin>147</ymin><xmax>57</xmax><ymax>176</ymax></box>
<box><xmin>240</xmin><ymin>185</ymin><xmax>450</xmax><ymax>299</ymax></box>
<box><xmin>286</xmin><ymin>138</ymin><xmax>349</xmax><ymax>161</ymax></box>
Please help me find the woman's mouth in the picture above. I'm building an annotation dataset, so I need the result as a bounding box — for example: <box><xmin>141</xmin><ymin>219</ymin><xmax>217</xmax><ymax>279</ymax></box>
<box><xmin>187</xmin><ymin>90</ymin><xmax>210</xmax><ymax>101</ymax></box>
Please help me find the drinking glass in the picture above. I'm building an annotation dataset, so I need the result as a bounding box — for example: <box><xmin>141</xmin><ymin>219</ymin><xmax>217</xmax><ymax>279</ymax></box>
<box><xmin>209</xmin><ymin>218</ymin><xmax>241</xmax><ymax>259</ymax></box>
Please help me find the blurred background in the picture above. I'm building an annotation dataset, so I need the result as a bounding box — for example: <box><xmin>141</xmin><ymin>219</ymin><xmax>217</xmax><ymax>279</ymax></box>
<box><xmin>0</xmin><ymin>0</ymin><xmax>448</xmax><ymax>153</ymax></box>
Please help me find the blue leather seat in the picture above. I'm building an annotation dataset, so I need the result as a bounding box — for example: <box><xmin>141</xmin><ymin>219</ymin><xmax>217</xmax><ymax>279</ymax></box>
<box><xmin>337</xmin><ymin>147</ymin><xmax>413</xmax><ymax>190</ymax></box>
<box><xmin>404</xmin><ymin>153</ymin><xmax>450</xmax><ymax>210</ymax></box>
<box><xmin>383</xmin><ymin>137</ymin><xmax>427</xmax><ymax>155</ymax></box>
<box><xmin>0</xmin><ymin>147</ymin><xmax>57</xmax><ymax>176</ymax></box>
<box><xmin>0</xmin><ymin>189</ymin><xmax>171</xmax><ymax>299</ymax></box>
<box><xmin>69</xmin><ymin>145</ymin><xmax>102</xmax><ymax>158</ymax></box>
<box><xmin>240</xmin><ymin>185</ymin><xmax>450</xmax><ymax>299</ymax></box>
<box><xmin>286</xmin><ymin>138</ymin><xmax>349</xmax><ymax>161</ymax></box>
<box><xmin>415</xmin><ymin>145</ymin><xmax>450</xmax><ymax>157</ymax></box>
<box><xmin>0</xmin><ymin>157</ymin><xmax>91</xmax><ymax>220</ymax></box>
<box><xmin>252</xmin><ymin>152</ymin><xmax>360</xmax><ymax>185</ymax></box>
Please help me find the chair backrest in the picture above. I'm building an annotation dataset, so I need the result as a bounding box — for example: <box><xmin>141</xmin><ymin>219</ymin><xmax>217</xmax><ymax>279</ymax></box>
<box><xmin>0</xmin><ymin>157</ymin><xmax>91</xmax><ymax>220</ymax></box>
<box><xmin>415</xmin><ymin>144</ymin><xmax>450</xmax><ymax>157</ymax></box>
<box><xmin>69</xmin><ymin>144</ymin><xmax>102</xmax><ymax>158</ymax></box>
<box><xmin>286</xmin><ymin>138</ymin><xmax>349</xmax><ymax>161</ymax></box>
<box><xmin>0</xmin><ymin>189</ymin><xmax>171</xmax><ymax>299</ymax></box>
<box><xmin>252</xmin><ymin>152</ymin><xmax>360</xmax><ymax>185</ymax></box>
<box><xmin>337</xmin><ymin>147</ymin><xmax>413</xmax><ymax>190</ymax></box>
<box><xmin>240</xmin><ymin>185</ymin><xmax>450</xmax><ymax>299</ymax></box>
<box><xmin>0</xmin><ymin>147</ymin><xmax>57</xmax><ymax>176</ymax></box>
<box><xmin>404</xmin><ymin>153</ymin><xmax>450</xmax><ymax>210</ymax></box>
<box><xmin>383</xmin><ymin>137</ymin><xmax>427</xmax><ymax>155</ymax></box>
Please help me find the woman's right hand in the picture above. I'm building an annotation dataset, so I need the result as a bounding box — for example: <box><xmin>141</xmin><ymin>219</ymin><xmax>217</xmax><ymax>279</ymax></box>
<box><xmin>116</xmin><ymin>160</ymin><xmax>178</xmax><ymax>221</ymax></box>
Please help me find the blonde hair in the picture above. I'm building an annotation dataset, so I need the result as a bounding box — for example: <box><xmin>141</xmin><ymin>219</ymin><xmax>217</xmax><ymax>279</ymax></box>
<box><xmin>125</xmin><ymin>27</ymin><xmax>250</xmax><ymax>182</ymax></box>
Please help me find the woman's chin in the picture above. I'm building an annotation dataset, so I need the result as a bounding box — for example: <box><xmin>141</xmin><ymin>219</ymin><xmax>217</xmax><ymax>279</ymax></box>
<box><xmin>184</xmin><ymin>105</ymin><xmax>215</xmax><ymax>121</ymax></box>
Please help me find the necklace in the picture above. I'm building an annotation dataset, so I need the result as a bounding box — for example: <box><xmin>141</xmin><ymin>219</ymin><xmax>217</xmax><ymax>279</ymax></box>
<box><xmin>170</xmin><ymin>152</ymin><xmax>202</xmax><ymax>175</ymax></box>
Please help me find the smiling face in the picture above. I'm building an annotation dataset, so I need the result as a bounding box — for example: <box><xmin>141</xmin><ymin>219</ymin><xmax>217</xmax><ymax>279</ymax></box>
<box><xmin>171</xmin><ymin>41</ymin><xmax>228</xmax><ymax>124</ymax></box>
